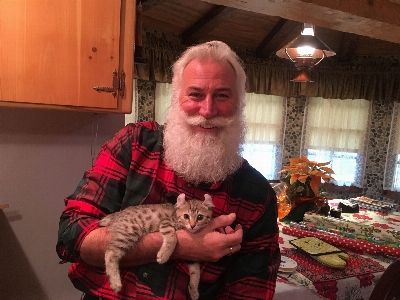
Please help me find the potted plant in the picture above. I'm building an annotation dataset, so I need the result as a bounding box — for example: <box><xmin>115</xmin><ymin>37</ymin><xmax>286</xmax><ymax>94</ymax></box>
<box><xmin>277</xmin><ymin>156</ymin><xmax>336</xmax><ymax>222</ymax></box>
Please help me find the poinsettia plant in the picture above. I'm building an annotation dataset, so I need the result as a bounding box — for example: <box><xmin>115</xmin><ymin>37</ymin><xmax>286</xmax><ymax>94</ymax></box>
<box><xmin>277</xmin><ymin>156</ymin><xmax>336</xmax><ymax>221</ymax></box>
<box><xmin>279</xmin><ymin>156</ymin><xmax>336</xmax><ymax>199</ymax></box>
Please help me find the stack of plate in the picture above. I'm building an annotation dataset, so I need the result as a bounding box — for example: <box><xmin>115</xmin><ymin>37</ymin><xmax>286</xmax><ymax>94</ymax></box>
<box><xmin>279</xmin><ymin>256</ymin><xmax>297</xmax><ymax>273</ymax></box>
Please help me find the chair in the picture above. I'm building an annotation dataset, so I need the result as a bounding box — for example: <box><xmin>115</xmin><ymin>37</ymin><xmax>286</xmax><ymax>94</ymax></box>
<box><xmin>370</xmin><ymin>259</ymin><xmax>400</xmax><ymax>300</ymax></box>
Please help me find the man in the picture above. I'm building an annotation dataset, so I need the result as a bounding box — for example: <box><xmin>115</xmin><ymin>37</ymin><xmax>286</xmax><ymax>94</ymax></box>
<box><xmin>57</xmin><ymin>41</ymin><xmax>280</xmax><ymax>300</ymax></box>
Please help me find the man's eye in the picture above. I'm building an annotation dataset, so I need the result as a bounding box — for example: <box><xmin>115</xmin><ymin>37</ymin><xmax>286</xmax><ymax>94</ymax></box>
<box><xmin>216</xmin><ymin>93</ymin><xmax>229</xmax><ymax>100</ymax></box>
<box><xmin>189</xmin><ymin>93</ymin><xmax>203</xmax><ymax>99</ymax></box>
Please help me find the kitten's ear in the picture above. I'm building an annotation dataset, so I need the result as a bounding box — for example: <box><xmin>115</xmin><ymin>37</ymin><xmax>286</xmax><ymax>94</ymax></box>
<box><xmin>202</xmin><ymin>194</ymin><xmax>215</xmax><ymax>208</ymax></box>
<box><xmin>176</xmin><ymin>193</ymin><xmax>186</xmax><ymax>208</ymax></box>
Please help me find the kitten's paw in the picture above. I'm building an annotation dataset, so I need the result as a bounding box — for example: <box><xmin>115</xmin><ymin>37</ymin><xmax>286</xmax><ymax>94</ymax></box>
<box><xmin>156</xmin><ymin>252</ymin><xmax>169</xmax><ymax>264</ymax></box>
<box><xmin>188</xmin><ymin>285</ymin><xmax>199</xmax><ymax>300</ymax></box>
<box><xmin>108</xmin><ymin>276</ymin><xmax>122</xmax><ymax>293</ymax></box>
<box><xmin>110</xmin><ymin>282</ymin><xmax>122</xmax><ymax>293</ymax></box>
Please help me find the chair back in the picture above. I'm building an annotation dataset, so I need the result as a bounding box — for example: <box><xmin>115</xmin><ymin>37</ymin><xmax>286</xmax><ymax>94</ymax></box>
<box><xmin>370</xmin><ymin>259</ymin><xmax>400</xmax><ymax>300</ymax></box>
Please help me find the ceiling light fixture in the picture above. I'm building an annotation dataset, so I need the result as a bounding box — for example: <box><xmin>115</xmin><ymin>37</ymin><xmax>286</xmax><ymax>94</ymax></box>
<box><xmin>276</xmin><ymin>23</ymin><xmax>336</xmax><ymax>82</ymax></box>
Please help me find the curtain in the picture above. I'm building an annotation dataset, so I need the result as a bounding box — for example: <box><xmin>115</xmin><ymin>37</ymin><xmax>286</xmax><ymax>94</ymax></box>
<box><xmin>301</xmin><ymin>97</ymin><xmax>371</xmax><ymax>187</ymax></box>
<box><xmin>154</xmin><ymin>82</ymin><xmax>171</xmax><ymax>124</ymax></box>
<box><xmin>242</xmin><ymin>94</ymin><xmax>285</xmax><ymax>179</ymax></box>
<box><xmin>384</xmin><ymin>102</ymin><xmax>400</xmax><ymax>191</ymax></box>
<box><xmin>244</xmin><ymin>93</ymin><xmax>285</xmax><ymax>144</ymax></box>
<box><xmin>304</xmin><ymin>98</ymin><xmax>370</xmax><ymax>151</ymax></box>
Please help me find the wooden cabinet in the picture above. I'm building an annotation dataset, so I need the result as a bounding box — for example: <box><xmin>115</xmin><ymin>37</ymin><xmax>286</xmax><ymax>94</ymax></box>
<box><xmin>0</xmin><ymin>0</ymin><xmax>135</xmax><ymax>113</ymax></box>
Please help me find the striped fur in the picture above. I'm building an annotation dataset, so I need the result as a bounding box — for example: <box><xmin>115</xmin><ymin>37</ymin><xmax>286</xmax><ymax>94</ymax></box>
<box><xmin>99</xmin><ymin>193</ymin><xmax>214</xmax><ymax>299</ymax></box>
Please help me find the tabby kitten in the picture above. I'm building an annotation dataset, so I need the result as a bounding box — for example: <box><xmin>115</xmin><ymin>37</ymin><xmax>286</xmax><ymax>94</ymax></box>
<box><xmin>99</xmin><ymin>193</ymin><xmax>214</xmax><ymax>299</ymax></box>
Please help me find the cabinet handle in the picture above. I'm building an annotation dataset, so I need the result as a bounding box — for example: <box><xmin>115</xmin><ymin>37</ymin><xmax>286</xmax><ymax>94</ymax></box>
<box><xmin>93</xmin><ymin>69</ymin><xmax>125</xmax><ymax>98</ymax></box>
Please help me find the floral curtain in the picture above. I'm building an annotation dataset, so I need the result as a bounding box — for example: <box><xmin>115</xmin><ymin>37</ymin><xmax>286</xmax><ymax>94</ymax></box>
<box><xmin>384</xmin><ymin>102</ymin><xmax>400</xmax><ymax>191</ymax></box>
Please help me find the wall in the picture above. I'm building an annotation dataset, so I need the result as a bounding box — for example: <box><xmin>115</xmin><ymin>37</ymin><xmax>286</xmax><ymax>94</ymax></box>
<box><xmin>0</xmin><ymin>107</ymin><xmax>124</xmax><ymax>300</ymax></box>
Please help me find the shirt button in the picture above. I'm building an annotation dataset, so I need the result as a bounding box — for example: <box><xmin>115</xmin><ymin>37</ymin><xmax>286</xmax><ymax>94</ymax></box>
<box><xmin>143</xmin><ymin>272</ymin><xmax>148</xmax><ymax>278</ymax></box>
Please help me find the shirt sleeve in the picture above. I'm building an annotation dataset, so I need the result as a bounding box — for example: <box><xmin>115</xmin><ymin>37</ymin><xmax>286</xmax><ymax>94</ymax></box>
<box><xmin>224</xmin><ymin>180</ymin><xmax>280</xmax><ymax>300</ymax></box>
<box><xmin>56</xmin><ymin>124</ymin><xmax>136</xmax><ymax>262</ymax></box>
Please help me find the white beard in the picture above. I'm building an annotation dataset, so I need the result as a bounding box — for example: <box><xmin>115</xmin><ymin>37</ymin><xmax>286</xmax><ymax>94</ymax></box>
<box><xmin>163</xmin><ymin>106</ymin><xmax>246</xmax><ymax>185</ymax></box>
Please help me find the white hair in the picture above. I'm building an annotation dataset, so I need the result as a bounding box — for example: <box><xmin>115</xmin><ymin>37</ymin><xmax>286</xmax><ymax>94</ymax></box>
<box><xmin>171</xmin><ymin>41</ymin><xmax>246</xmax><ymax>111</ymax></box>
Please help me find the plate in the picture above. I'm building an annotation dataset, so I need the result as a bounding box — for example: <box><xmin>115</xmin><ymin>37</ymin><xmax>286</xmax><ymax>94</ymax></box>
<box><xmin>279</xmin><ymin>256</ymin><xmax>297</xmax><ymax>273</ymax></box>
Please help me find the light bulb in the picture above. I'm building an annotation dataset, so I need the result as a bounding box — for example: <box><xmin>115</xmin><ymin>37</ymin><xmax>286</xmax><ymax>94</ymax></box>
<box><xmin>297</xmin><ymin>46</ymin><xmax>315</xmax><ymax>57</ymax></box>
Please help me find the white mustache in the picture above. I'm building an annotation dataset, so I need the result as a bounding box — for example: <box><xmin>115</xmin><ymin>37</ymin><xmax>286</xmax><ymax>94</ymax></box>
<box><xmin>185</xmin><ymin>115</ymin><xmax>234</xmax><ymax>128</ymax></box>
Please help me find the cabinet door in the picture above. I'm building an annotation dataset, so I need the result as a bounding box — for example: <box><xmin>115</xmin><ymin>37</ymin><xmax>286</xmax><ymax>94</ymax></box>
<box><xmin>0</xmin><ymin>0</ymin><xmax>135</xmax><ymax>112</ymax></box>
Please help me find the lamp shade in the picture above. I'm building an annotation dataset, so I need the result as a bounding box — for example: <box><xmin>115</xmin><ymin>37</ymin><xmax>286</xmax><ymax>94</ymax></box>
<box><xmin>276</xmin><ymin>24</ymin><xmax>336</xmax><ymax>82</ymax></box>
<box><xmin>276</xmin><ymin>35</ymin><xmax>336</xmax><ymax>61</ymax></box>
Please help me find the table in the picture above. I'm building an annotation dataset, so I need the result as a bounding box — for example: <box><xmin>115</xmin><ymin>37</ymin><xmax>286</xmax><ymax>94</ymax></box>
<box><xmin>274</xmin><ymin>199</ymin><xmax>399</xmax><ymax>300</ymax></box>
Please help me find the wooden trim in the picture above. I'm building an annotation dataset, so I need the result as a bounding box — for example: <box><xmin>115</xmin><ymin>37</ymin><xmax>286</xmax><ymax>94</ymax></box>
<box><xmin>268</xmin><ymin>179</ymin><xmax>281</xmax><ymax>183</ymax></box>
<box><xmin>0</xmin><ymin>204</ymin><xmax>9</xmax><ymax>210</ymax></box>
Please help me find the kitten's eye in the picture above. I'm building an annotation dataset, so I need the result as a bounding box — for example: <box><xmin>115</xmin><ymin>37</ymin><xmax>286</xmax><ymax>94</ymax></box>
<box><xmin>184</xmin><ymin>214</ymin><xmax>190</xmax><ymax>220</ymax></box>
<box><xmin>197</xmin><ymin>215</ymin><xmax>204</xmax><ymax>221</ymax></box>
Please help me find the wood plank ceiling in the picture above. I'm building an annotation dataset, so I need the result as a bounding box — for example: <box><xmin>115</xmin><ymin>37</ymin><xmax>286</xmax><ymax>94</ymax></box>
<box><xmin>141</xmin><ymin>0</ymin><xmax>400</xmax><ymax>63</ymax></box>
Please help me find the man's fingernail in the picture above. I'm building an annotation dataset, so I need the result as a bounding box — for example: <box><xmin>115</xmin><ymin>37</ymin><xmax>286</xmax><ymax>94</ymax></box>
<box><xmin>229</xmin><ymin>213</ymin><xmax>236</xmax><ymax>219</ymax></box>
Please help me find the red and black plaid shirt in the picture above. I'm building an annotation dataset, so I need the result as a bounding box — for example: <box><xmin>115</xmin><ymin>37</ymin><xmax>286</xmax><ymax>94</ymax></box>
<box><xmin>57</xmin><ymin>121</ymin><xmax>280</xmax><ymax>300</ymax></box>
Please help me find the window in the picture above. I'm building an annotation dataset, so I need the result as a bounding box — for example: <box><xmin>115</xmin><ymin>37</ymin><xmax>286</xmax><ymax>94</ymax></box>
<box><xmin>154</xmin><ymin>82</ymin><xmax>171</xmax><ymax>124</ymax></box>
<box><xmin>384</xmin><ymin>102</ymin><xmax>400</xmax><ymax>191</ymax></box>
<box><xmin>241</xmin><ymin>93</ymin><xmax>285</xmax><ymax>180</ymax></box>
<box><xmin>301</xmin><ymin>97</ymin><xmax>371</xmax><ymax>187</ymax></box>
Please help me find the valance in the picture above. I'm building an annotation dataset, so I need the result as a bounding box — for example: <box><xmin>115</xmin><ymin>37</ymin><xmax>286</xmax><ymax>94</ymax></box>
<box><xmin>134</xmin><ymin>35</ymin><xmax>400</xmax><ymax>102</ymax></box>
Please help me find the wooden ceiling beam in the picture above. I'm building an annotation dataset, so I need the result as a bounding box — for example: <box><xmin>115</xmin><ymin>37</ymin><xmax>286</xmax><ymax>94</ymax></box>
<box><xmin>202</xmin><ymin>0</ymin><xmax>400</xmax><ymax>44</ymax></box>
<box><xmin>256</xmin><ymin>19</ymin><xmax>300</xmax><ymax>58</ymax></box>
<box><xmin>181</xmin><ymin>5</ymin><xmax>236</xmax><ymax>45</ymax></box>
<box><xmin>140</xmin><ymin>0</ymin><xmax>165</xmax><ymax>12</ymax></box>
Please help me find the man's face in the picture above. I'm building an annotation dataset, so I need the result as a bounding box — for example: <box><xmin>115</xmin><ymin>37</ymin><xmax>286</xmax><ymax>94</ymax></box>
<box><xmin>163</xmin><ymin>58</ymin><xmax>245</xmax><ymax>184</ymax></box>
<box><xmin>178</xmin><ymin>59</ymin><xmax>239</xmax><ymax>134</ymax></box>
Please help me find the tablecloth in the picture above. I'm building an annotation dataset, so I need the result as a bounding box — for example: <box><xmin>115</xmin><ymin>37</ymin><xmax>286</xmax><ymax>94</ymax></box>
<box><xmin>277</xmin><ymin>219</ymin><xmax>393</xmax><ymax>299</ymax></box>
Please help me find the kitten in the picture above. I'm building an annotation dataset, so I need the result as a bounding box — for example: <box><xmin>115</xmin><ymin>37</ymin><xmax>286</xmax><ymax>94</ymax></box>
<box><xmin>99</xmin><ymin>193</ymin><xmax>214</xmax><ymax>300</ymax></box>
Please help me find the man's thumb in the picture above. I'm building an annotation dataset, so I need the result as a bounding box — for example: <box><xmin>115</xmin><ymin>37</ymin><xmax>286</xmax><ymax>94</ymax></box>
<box><xmin>211</xmin><ymin>213</ymin><xmax>236</xmax><ymax>229</ymax></box>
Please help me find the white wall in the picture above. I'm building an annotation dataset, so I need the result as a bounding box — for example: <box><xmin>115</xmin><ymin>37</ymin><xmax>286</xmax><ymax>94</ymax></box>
<box><xmin>0</xmin><ymin>107</ymin><xmax>124</xmax><ymax>300</ymax></box>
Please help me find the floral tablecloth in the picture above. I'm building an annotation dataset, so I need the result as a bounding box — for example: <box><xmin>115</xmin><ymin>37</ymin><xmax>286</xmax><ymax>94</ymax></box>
<box><xmin>276</xmin><ymin>200</ymin><xmax>399</xmax><ymax>300</ymax></box>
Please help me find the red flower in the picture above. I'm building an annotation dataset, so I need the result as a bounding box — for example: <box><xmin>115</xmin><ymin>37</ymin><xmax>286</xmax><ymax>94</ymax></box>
<box><xmin>371</xmin><ymin>222</ymin><xmax>393</xmax><ymax>229</ymax></box>
<box><xmin>314</xmin><ymin>280</ymin><xmax>338</xmax><ymax>300</ymax></box>
<box><xmin>357</xmin><ymin>273</ymin><xmax>374</xmax><ymax>287</ymax></box>
<box><xmin>353</xmin><ymin>214</ymin><xmax>373</xmax><ymax>220</ymax></box>
<box><xmin>278</xmin><ymin>237</ymin><xmax>285</xmax><ymax>244</ymax></box>
<box><xmin>387</xmin><ymin>217</ymin><xmax>400</xmax><ymax>223</ymax></box>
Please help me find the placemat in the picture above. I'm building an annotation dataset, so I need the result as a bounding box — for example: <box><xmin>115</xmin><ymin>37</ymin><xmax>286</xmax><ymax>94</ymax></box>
<box><xmin>281</xmin><ymin>248</ymin><xmax>385</xmax><ymax>283</ymax></box>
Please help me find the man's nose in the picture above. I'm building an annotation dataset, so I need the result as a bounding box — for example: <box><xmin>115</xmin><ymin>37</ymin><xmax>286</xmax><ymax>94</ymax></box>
<box><xmin>199</xmin><ymin>96</ymin><xmax>217</xmax><ymax>118</ymax></box>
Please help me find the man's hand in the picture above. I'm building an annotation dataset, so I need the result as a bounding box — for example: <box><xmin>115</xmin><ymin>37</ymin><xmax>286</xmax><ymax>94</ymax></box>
<box><xmin>172</xmin><ymin>213</ymin><xmax>243</xmax><ymax>262</ymax></box>
<box><xmin>80</xmin><ymin>213</ymin><xmax>243</xmax><ymax>267</ymax></box>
